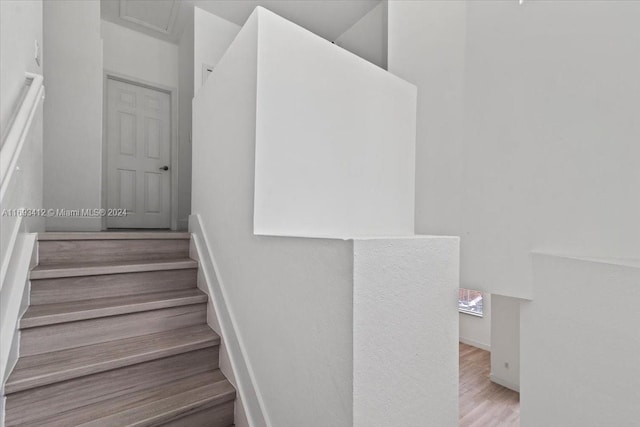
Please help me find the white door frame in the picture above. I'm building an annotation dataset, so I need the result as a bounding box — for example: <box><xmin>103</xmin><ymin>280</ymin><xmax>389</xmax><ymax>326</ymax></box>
<box><xmin>102</xmin><ymin>71</ymin><xmax>179</xmax><ymax>230</ymax></box>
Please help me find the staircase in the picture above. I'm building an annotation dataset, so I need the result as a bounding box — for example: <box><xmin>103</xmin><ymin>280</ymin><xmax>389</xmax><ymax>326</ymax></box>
<box><xmin>3</xmin><ymin>232</ymin><xmax>235</xmax><ymax>426</ymax></box>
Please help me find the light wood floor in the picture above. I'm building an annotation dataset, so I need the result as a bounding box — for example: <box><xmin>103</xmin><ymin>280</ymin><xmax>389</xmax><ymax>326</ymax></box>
<box><xmin>459</xmin><ymin>343</ymin><xmax>520</xmax><ymax>427</ymax></box>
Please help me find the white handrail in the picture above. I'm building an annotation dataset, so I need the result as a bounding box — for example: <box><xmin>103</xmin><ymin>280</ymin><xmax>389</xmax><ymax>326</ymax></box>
<box><xmin>0</xmin><ymin>73</ymin><xmax>45</xmax><ymax>201</ymax></box>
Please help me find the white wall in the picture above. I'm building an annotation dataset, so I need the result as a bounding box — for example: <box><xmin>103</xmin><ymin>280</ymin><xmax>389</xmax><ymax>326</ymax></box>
<box><xmin>0</xmin><ymin>0</ymin><xmax>43</xmax><ymax>146</ymax></box>
<box><xmin>490</xmin><ymin>294</ymin><xmax>521</xmax><ymax>392</ymax></box>
<box><xmin>387</xmin><ymin>0</ymin><xmax>466</xmax><ymax>240</ymax></box>
<box><xmin>334</xmin><ymin>1</ymin><xmax>387</xmax><ymax>69</ymax></box>
<box><xmin>254</xmin><ymin>8</ymin><xmax>416</xmax><ymax>239</ymax></box>
<box><xmin>101</xmin><ymin>20</ymin><xmax>178</xmax><ymax>89</ymax></box>
<box><xmin>171</xmin><ymin>7</ymin><xmax>239</xmax><ymax>229</ymax></box>
<box><xmin>43</xmin><ymin>0</ymin><xmax>103</xmax><ymax>231</ymax></box>
<box><xmin>177</xmin><ymin>11</ymin><xmax>195</xmax><ymax>230</ymax></box>
<box><xmin>390</xmin><ymin>0</ymin><xmax>640</xmax><ymax>301</ymax></box>
<box><xmin>354</xmin><ymin>237</ymin><xmax>459</xmax><ymax>427</ymax></box>
<box><xmin>459</xmin><ymin>293</ymin><xmax>491</xmax><ymax>351</ymax></box>
<box><xmin>388</xmin><ymin>3</ymin><xmax>639</xmax><ymax>417</ymax></box>
<box><xmin>521</xmin><ymin>254</ymin><xmax>640</xmax><ymax>426</ymax></box>
<box><xmin>192</xmin><ymin>10</ymin><xmax>353</xmax><ymax>426</ymax></box>
<box><xmin>461</xmin><ymin>0</ymin><xmax>640</xmax><ymax>299</ymax></box>
<box><xmin>194</xmin><ymin>7</ymin><xmax>240</xmax><ymax>95</ymax></box>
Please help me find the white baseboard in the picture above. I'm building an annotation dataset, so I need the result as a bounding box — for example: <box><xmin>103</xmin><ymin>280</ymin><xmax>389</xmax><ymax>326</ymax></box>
<box><xmin>490</xmin><ymin>373</ymin><xmax>520</xmax><ymax>392</ymax></box>
<box><xmin>0</xmin><ymin>233</ymin><xmax>37</xmax><ymax>376</ymax></box>
<box><xmin>459</xmin><ymin>337</ymin><xmax>491</xmax><ymax>351</ymax></box>
<box><xmin>1</xmin><ymin>234</ymin><xmax>37</xmax><ymax>392</ymax></box>
<box><xmin>189</xmin><ymin>214</ymin><xmax>269</xmax><ymax>427</ymax></box>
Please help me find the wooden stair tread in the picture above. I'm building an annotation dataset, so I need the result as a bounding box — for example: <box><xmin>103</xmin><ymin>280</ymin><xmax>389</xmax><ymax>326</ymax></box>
<box><xmin>38</xmin><ymin>232</ymin><xmax>191</xmax><ymax>240</ymax></box>
<box><xmin>21</xmin><ymin>289</ymin><xmax>208</xmax><ymax>328</ymax></box>
<box><xmin>4</xmin><ymin>231</ymin><xmax>236</xmax><ymax>425</ymax></box>
<box><xmin>5</xmin><ymin>349</ymin><xmax>220</xmax><ymax>426</ymax></box>
<box><xmin>9</xmin><ymin>370</ymin><xmax>235</xmax><ymax>427</ymax></box>
<box><xmin>5</xmin><ymin>325</ymin><xmax>220</xmax><ymax>394</ymax></box>
<box><xmin>30</xmin><ymin>258</ymin><xmax>198</xmax><ymax>279</ymax></box>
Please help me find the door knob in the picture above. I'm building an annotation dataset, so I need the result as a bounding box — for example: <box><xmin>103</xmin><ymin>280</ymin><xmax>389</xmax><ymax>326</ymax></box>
<box><xmin>159</xmin><ymin>166</ymin><xmax>169</xmax><ymax>171</ymax></box>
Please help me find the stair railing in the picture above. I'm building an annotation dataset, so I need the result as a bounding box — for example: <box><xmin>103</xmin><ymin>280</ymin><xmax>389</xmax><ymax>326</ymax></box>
<box><xmin>1</xmin><ymin>73</ymin><xmax>44</xmax><ymax>199</ymax></box>
<box><xmin>0</xmin><ymin>72</ymin><xmax>44</xmax><ymax>292</ymax></box>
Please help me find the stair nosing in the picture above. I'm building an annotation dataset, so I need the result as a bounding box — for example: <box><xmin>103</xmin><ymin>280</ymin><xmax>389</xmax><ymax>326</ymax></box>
<box><xmin>4</xmin><ymin>326</ymin><xmax>220</xmax><ymax>395</ymax></box>
<box><xmin>20</xmin><ymin>290</ymin><xmax>208</xmax><ymax>329</ymax></box>
<box><xmin>30</xmin><ymin>259</ymin><xmax>198</xmax><ymax>279</ymax></box>
<box><xmin>38</xmin><ymin>232</ymin><xmax>191</xmax><ymax>241</ymax></box>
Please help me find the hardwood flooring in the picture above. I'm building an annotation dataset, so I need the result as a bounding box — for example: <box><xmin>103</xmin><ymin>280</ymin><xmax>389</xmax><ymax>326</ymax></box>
<box><xmin>459</xmin><ymin>343</ymin><xmax>520</xmax><ymax>427</ymax></box>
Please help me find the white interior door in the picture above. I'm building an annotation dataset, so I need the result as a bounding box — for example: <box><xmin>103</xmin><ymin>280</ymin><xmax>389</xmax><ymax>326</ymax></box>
<box><xmin>106</xmin><ymin>78</ymin><xmax>171</xmax><ymax>228</ymax></box>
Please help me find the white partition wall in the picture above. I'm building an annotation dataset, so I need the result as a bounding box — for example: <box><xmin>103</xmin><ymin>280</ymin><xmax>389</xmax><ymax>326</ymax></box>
<box><xmin>254</xmin><ymin>9</ymin><xmax>416</xmax><ymax>239</ymax></box>
<box><xmin>521</xmin><ymin>254</ymin><xmax>640</xmax><ymax>426</ymax></box>
<box><xmin>353</xmin><ymin>237</ymin><xmax>459</xmax><ymax>427</ymax></box>
<box><xmin>193</xmin><ymin>12</ymin><xmax>354</xmax><ymax>425</ymax></box>
<box><xmin>192</xmin><ymin>7</ymin><xmax>458</xmax><ymax>426</ymax></box>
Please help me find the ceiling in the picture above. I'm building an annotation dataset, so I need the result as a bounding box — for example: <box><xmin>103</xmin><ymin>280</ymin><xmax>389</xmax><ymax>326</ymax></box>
<box><xmin>101</xmin><ymin>0</ymin><xmax>381</xmax><ymax>44</ymax></box>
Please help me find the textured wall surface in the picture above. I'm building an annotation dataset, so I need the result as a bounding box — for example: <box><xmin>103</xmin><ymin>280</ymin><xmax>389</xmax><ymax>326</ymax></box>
<box><xmin>353</xmin><ymin>236</ymin><xmax>460</xmax><ymax>427</ymax></box>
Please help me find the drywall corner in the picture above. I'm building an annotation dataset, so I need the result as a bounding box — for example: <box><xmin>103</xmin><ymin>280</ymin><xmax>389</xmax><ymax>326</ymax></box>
<box><xmin>490</xmin><ymin>294</ymin><xmax>521</xmax><ymax>392</ymax></box>
<box><xmin>334</xmin><ymin>1</ymin><xmax>388</xmax><ymax>68</ymax></box>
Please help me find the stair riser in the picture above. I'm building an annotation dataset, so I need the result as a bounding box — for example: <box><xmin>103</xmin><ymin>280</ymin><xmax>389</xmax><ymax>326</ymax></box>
<box><xmin>20</xmin><ymin>304</ymin><xmax>207</xmax><ymax>356</ymax></box>
<box><xmin>38</xmin><ymin>239</ymin><xmax>190</xmax><ymax>266</ymax></box>
<box><xmin>160</xmin><ymin>401</ymin><xmax>235</xmax><ymax>427</ymax></box>
<box><xmin>21</xmin><ymin>292</ymin><xmax>208</xmax><ymax>328</ymax></box>
<box><xmin>30</xmin><ymin>260</ymin><xmax>198</xmax><ymax>280</ymax></box>
<box><xmin>38</xmin><ymin>232</ymin><xmax>191</xmax><ymax>241</ymax></box>
<box><xmin>5</xmin><ymin>348</ymin><xmax>220</xmax><ymax>426</ymax></box>
<box><xmin>30</xmin><ymin>269</ymin><xmax>198</xmax><ymax>305</ymax></box>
